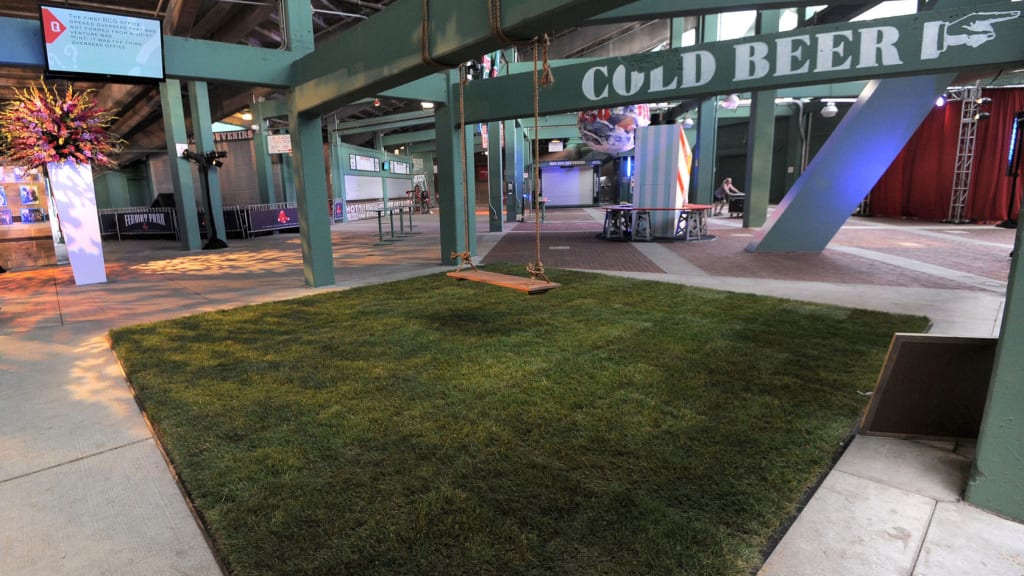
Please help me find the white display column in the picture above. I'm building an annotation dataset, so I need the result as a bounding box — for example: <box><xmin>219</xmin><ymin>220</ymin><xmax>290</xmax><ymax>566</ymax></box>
<box><xmin>47</xmin><ymin>160</ymin><xmax>106</xmax><ymax>285</ymax></box>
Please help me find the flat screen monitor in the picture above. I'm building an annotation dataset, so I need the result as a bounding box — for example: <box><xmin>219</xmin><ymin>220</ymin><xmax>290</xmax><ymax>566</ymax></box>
<box><xmin>39</xmin><ymin>5</ymin><xmax>164</xmax><ymax>83</ymax></box>
<box><xmin>1009</xmin><ymin>111</ymin><xmax>1024</xmax><ymax>178</ymax></box>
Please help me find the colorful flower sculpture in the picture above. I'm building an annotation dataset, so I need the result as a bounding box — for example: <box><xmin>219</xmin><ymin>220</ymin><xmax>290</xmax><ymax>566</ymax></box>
<box><xmin>0</xmin><ymin>82</ymin><xmax>122</xmax><ymax>169</ymax></box>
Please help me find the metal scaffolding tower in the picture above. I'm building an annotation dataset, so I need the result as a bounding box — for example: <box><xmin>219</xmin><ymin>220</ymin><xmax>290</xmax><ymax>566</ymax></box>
<box><xmin>946</xmin><ymin>85</ymin><xmax>982</xmax><ymax>223</ymax></box>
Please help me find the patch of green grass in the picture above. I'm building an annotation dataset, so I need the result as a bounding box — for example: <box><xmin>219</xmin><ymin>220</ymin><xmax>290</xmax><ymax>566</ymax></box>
<box><xmin>110</xmin><ymin>267</ymin><xmax>929</xmax><ymax>576</ymax></box>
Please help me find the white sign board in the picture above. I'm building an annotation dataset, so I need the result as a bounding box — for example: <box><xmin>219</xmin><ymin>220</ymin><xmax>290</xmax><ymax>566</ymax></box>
<box><xmin>267</xmin><ymin>134</ymin><xmax>293</xmax><ymax>154</ymax></box>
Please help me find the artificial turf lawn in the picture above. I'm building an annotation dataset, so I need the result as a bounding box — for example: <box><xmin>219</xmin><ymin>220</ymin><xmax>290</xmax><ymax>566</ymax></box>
<box><xmin>110</xmin><ymin>267</ymin><xmax>930</xmax><ymax>576</ymax></box>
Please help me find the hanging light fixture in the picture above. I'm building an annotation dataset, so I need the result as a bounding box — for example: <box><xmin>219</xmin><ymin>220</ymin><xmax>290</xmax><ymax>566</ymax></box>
<box><xmin>821</xmin><ymin>101</ymin><xmax>839</xmax><ymax>118</ymax></box>
<box><xmin>682</xmin><ymin>116</ymin><xmax>695</xmax><ymax>129</ymax></box>
<box><xmin>720</xmin><ymin>94</ymin><xmax>741</xmax><ymax>110</ymax></box>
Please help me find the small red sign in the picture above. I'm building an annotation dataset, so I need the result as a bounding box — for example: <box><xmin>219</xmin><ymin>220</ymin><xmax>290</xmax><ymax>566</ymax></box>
<box><xmin>42</xmin><ymin>9</ymin><xmax>67</xmax><ymax>44</ymax></box>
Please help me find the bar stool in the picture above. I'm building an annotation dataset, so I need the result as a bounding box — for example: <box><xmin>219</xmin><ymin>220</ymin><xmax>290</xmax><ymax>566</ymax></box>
<box><xmin>632</xmin><ymin>210</ymin><xmax>654</xmax><ymax>241</ymax></box>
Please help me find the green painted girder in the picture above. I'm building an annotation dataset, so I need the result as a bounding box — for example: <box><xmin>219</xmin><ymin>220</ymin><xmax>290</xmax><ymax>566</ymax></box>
<box><xmin>166</xmin><ymin>0</ymin><xmax>313</xmax><ymax>86</ymax></box>
<box><xmin>334</xmin><ymin>110</ymin><xmax>436</xmax><ymax>135</ymax></box>
<box><xmin>379</xmin><ymin>74</ymin><xmax>448</xmax><ymax>104</ymax></box>
<box><xmin>290</xmin><ymin>0</ymin><xmax>642</xmax><ymax>116</ymax></box>
<box><xmin>461</xmin><ymin>3</ymin><xmax>1024</xmax><ymax>124</ymax></box>
<box><xmin>382</xmin><ymin>129</ymin><xmax>437</xmax><ymax>146</ymax></box>
<box><xmin>588</xmin><ymin>0</ymin><xmax>871</xmax><ymax>24</ymax></box>
<box><xmin>531</xmin><ymin>114</ymin><xmax>580</xmax><ymax>127</ymax></box>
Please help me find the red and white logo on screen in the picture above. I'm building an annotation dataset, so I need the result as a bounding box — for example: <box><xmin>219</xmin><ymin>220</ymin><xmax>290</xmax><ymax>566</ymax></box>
<box><xmin>42</xmin><ymin>9</ymin><xmax>67</xmax><ymax>44</ymax></box>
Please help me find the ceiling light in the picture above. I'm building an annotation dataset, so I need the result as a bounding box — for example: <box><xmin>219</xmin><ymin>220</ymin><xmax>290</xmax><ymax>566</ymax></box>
<box><xmin>936</xmin><ymin>96</ymin><xmax>946</xmax><ymax>107</ymax></box>
<box><xmin>241</xmin><ymin>111</ymin><xmax>253</xmax><ymax>121</ymax></box>
<box><xmin>682</xmin><ymin>116</ymin><xmax>695</xmax><ymax>129</ymax></box>
<box><xmin>421</xmin><ymin>101</ymin><xmax>435</xmax><ymax>109</ymax></box>
<box><xmin>720</xmin><ymin>94</ymin><xmax>740</xmax><ymax>110</ymax></box>
<box><xmin>821</xmin><ymin>102</ymin><xmax>839</xmax><ymax>118</ymax></box>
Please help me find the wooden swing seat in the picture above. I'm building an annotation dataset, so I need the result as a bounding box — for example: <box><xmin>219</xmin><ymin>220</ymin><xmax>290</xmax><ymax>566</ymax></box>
<box><xmin>447</xmin><ymin>269</ymin><xmax>560</xmax><ymax>294</ymax></box>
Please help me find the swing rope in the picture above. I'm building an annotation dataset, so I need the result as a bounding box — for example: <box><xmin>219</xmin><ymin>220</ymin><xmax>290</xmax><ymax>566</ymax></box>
<box><xmin>450</xmin><ymin>62</ymin><xmax>476</xmax><ymax>272</ymax></box>
<box><xmin>527</xmin><ymin>35</ymin><xmax>553</xmax><ymax>284</ymax></box>
<box><xmin>449</xmin><ymin>5</ymin><xmax>555</xmax><ymax>286</ymax></box>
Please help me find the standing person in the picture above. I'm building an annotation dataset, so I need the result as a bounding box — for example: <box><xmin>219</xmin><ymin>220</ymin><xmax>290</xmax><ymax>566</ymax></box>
<box><xmin>538</xmin><ymin>191</ymin><xmax>548</xmax><ymax>222</ymax></box>
<box><xmin>713</xmin><ymin>177</ymin><xmax>741</xmax><ymax>216</ymax></box>
<box><xmin>416</xmin><ymin>184</ymin><xmax>432</xmax><ymax>214</ymax></box>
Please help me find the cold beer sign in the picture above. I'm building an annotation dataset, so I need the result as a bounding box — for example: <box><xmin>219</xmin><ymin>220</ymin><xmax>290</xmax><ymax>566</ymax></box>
<box><xmin>461</xmin><ymin>4</ymin><xmax>1024</xmax><ymax>123</ymax></box>
<box><xmin>580</xmin><ymin>9</ymin><xmax>1020</xmax><ymax>102</ymax></box>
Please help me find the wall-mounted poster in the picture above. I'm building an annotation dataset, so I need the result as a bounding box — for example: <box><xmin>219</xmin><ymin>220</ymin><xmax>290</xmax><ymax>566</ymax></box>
<box><xmin>20</xmin><ymin>185</ymin><xmax>40</xmax><ymax>205</ymax></box>
<box><xmin>20</xmin><ymin>208</ymin><xmax>44</xmax><ymax>222</ymax></box>
<box><xmin>0</xmin><ymin>187</ymin><xmax>7</xmax><ymax>206</ymax></box>
<box><xmin>0</xmin><ymin>209</ymin><xmax>12</xmax><ymax>225</ymax></box>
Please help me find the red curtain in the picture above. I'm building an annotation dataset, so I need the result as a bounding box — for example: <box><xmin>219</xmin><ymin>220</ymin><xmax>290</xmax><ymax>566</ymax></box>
<box><xmin>869</xmin><ymin>87</ymin><xmax>1024</xmax><ymax>222</ymax></box>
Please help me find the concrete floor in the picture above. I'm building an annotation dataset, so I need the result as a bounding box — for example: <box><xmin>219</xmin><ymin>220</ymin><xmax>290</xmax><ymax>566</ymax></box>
<box><xmin>1</xmin><ymin>209</ymin><xmax>1021</xmax><ymax>575</ymax></box>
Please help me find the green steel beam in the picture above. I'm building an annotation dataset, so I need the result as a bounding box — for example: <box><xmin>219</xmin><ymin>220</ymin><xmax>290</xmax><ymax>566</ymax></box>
<box><xmin>535</xmin><ymin>127</ymin><xmax>581</xmax><ymax>140</ymax></box>
<box><xmin>743</xmin><ymin>10</ymin><xmax>781</xmax><ymax>228</ymax></box>
<box><xmin>379</xmin><ymin>74</ymin><xmax>449</xmax><ymax>103</ymax></box>
<box><xmin>165</xmin><ymin>0</ymin><xmax>313</xmax><ymax>86</ymax></box>
<box><xmin>0</xmin><ymin>12</ymin><xmax>309</xmax><ymax>86</ymax></box>
<box><xmin>968</xmin><ymin>223</ymin><xmax>1024</xmax><ymax>522</ymax></box>
<box><xmin>461</xmin><ymin>4</ymin><xmax>1024</xmax><ymax>124</ymax></box>
<box><xmin>159</xmin><ymin>79</ymin><xmax>201</xmax><ymax>251</ymax></box>
<box><xmin>749</xmin><ymin>73</ymin><xmax>957</xmax><ymax>253</ymax></box>
<box><xmin>334</xmin><ymin>110</ymin><xmax>436</xmax><ymax>134</ymax></box>
<box><xmin>259</xmin><ymin>98</ymin><xmax>290</xmax><ymax>119</ymax></box>
<box><xmin>435</xmin><ymin>71</ymin><xmax>477</xmax><ymax>265</ymax></box>
<box><xmin>290</xmin><ymin>0</ymin><xmax>642</xmax><ymax>116</ymax></box>
<box><xmin>382</xmin><ymin>129</ymin><xmax>438</xmax><ymax>146</ymax></box>
<box><xmin>693</xmin><ymin>14</ymin><xmax>719</xmax><ymax>205</ymax></box>
<box><xmin>288</xmin><ymin>96</ymin><xmax>335</xmax><ymax>287</ymax></box>
<box><xmin>530</xmin><ymin>114</ymin><xmax>580</xmax><ymax>128</ymax></box>
<box><xmin>282</xmin><ymin>0</ymin><xmax>316</xmax><ymax>56</ymax></box>
<box><xmin>588</xmin><ymin>0</ymin><xmax>870</xmax><ymax>24</ymax></box>
<box><xmin>487</xmin><ymin>121</ymin><xmax>504</xmax><ymax>232</ymax></box>
<box><xmin>252</xmin><ymin>102</ymin><xmax>278</xmax><ymax>204</ymax></box>
<box><xmin>188</xmin><ymin>81</ymin><xmax>228</xmax><ymax>241</ymax></box>
<box><xmin>505</xmin><ymin>120</ymin><xmax>524</xmax><ymax>222</ymax></box>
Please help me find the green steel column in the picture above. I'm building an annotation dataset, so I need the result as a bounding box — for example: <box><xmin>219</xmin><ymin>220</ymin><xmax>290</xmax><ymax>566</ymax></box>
<box><xmin>374</xmin><ymin>132</ymin><xmax>388</xmax><ymax>209</ymax></box>
<box><xmin>783</xmin><ymin>102</ymin><xmax>804</xmax><ymax>194</ymax></box>
<box><xmin>159</xmin><ymin>79</ymin><xmax>201</xmax><ymax>251</ymax></box>
<box><xmin>435</xmin><ymin>72</ymin><xmax>474</xmax><ymax>264</ymax></box>
<box><xmin>253</xmin><ymin>101</ymin><xmax>277</xmax><ymax>204</ymax></box>
<box><xmin>504</xmin><ymin>119</ymin><xmax>523</xmax><ymax>222</ymax></box>
<box><xmin>743</xmin><ymin>11</ymin><xmax>780</xmax><ymax>228</ymax></box>
<box><xmin>188</xmin><ymin>81</ymin><xmax>228</xmax><ymax>239</ymax></box>
<box><xmin>487</xmin><ymin>121</ymin><xmax>504</xmax><ymax>232</ymax></box>
<box><xmin>670</xmin><ymin>17</ymin><xmax>685</xmax><ymax>48</ymax></box>
<box><xmin>327</xmin><ymin>131</ymin><xmax>342</xmax><ymax>219</ymax></box>
<box><xmin>523</xmin><ymin>130</ymin><xmax>535</xmax><ymax>213</ymax></box>
<box><xmin>282</xmin><ymin>0</ymin><xmax>314</xmax><ymax>56</ymax></box>
<box><xmin>287</xmin><ymin>95</ymin><xmax>335</xmax><ymax>287</ymax></box>
<box><xmin>280</xmin><ymin>155</ymin><xmax>296</xmax><ymax>202</ymax></box>
<box><xmin>967</xmin><ymin>223</ymin><xmax>1024</xmax><ymax>522</ymax></box>
<box><xmin>694</xmin><ymin>14</ymin><xmax>719</xmax><ymax>205</ymax></box>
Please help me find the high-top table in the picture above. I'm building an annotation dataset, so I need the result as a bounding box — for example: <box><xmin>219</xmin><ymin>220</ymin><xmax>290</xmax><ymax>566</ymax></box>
<box><xmin>601</xmin><ymin>204</ymin><xmax>713</xmax><ymax>241</ymax></box>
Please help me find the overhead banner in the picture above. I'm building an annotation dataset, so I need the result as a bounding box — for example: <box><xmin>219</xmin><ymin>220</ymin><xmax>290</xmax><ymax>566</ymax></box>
<box><xmin>462</xmin><ymin>3</ymin><xmax>1024</xmax><ymax>123</ymax></box>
